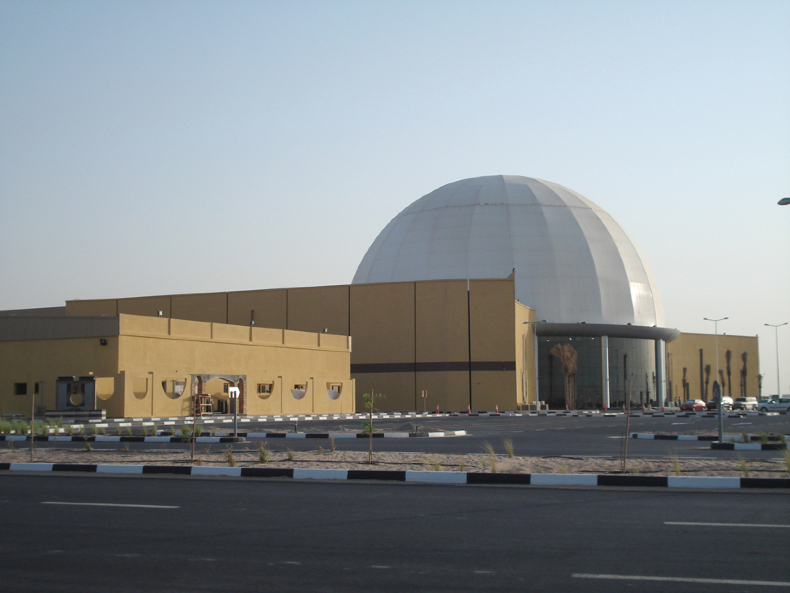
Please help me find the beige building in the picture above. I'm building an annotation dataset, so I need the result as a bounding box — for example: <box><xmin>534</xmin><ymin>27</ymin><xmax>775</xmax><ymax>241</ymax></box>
<box><xmin>0</xmin><ymin>313</ymin><xmax>353</xmax><ymax>418</ymax></box>
<box><xmin>1</xmin><ymin>278</ymin><xmax>760</xmax><ymax>417</ymax></box>
<box><xmin>60</xmin><ymin>278</ymin><xmax>536</xmax><ymax>414</ymax></box>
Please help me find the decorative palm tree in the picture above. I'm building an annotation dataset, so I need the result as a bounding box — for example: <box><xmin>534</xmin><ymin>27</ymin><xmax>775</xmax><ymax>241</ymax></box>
<box><xmin>718</xmin><ymin>369</ymin><xmax>726</xmax><ymax>396</ymax></box>
<box><xmin>726</xmin><ymin>350</ymin><xmax>733</xmax><ymax>398</ymax></box>
<box><xmin>704</xmin><ymin>364</ymin><xmax>711</xmax><ymax>399</ymax></box>
<box><xmin>740</xmin><ymin>352</ymin><xmax>748</xmax><ymax>398</ymax></box>
<box><xmin>550</xmin><ymin>343</ymin><xmax>578</xmax><ymax>410</ymax></box>
<box><xmin>682</xmin><ymin>367</ymin><xmax>689</xmax><ymax>401</ymax></box>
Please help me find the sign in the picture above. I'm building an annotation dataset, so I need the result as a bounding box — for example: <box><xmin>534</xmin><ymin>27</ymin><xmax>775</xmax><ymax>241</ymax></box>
<box><xmin>228</xmin><ymin>387</ymin><xmax>240</xmax><ymax>399</ymax></box>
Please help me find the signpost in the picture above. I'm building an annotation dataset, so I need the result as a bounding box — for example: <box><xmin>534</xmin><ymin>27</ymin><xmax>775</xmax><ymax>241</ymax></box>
<box><xmin>228</xmin><ymin>387</ymin><xmax>240</xmax><ymax>438</ymax></box>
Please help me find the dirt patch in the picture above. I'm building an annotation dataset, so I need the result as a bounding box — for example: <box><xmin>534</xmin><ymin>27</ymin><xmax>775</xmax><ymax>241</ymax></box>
<box><xmin>2</xmin><ymin>447</ymin><xmax>788</xmax><ymax>478</ymax></box>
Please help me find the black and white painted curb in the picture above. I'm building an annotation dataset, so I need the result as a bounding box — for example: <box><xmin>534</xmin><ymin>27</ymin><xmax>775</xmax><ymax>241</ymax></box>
<box><xmin>0</xmin><ymin>462</ymin><xmax>787</xmax><ymax>489</ymax></box>
<box><xmin>1</xmin><ymin>430</ymin><xmax>466</xmax><ymax>444</ymax></box>
<box><xmin>33</xmin><ymin>409</ymin><xmax>781</xmax><ymax>430</ymax></box>
<box><xmin>630</xmin><ymin>433</ymin><xmax>788</xmax><ymax>451</ymax></box>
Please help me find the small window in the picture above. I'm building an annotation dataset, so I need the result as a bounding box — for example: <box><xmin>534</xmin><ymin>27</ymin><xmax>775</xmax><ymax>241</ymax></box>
<box><xmin>34</xmin><ymin>383</ymin><xmax>39</xmax><ymax>394</ymax></box>
<box><xmin>223</xmin><ymin>384</ymin><xmax>229</xmax><ymax>394</ymax></box>
<box><xmin>257</xmin><ymin>383</ymin><xmax>272</xmax><ymax>394</ymax></box>
<box><xmin>14</xmin><ymin>382</ymin><xmax>27</xmax><ymax>396</ymax></box>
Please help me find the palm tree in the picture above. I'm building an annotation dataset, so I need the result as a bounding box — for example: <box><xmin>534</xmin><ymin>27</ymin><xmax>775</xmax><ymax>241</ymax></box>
<box><xmin>740</xmin><ymin>352</ymin><xmax>748</xmax><ymax>398</ymax></box>
<box><xmin>704</xmin><ymin>364</ymin><xmax>711</xmax><ymax>399</ymax></box>
<box><xmin>726</xmin><ymin>350</ymin><xmax>733</xmax><ymax>398</ymax></box>
<box><xmin>550</xmin><ymin>343</ymin><xmax>578</xmax><ymax>411</ymax></box>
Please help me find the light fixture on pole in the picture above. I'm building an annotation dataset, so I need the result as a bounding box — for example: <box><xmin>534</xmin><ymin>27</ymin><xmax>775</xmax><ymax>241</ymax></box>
<box><xmin>523</xmin><ymin>320</ymin><xmax>547</xmax><ymax>411</ymax></box>
<box><xmin>764</xmin><ymin>323</ymin><xmax>787</xmax><ymax>397</ymax></box>
<box><xmin>704</xmin><ymin>317</ymin><xmax>728</xmax><ymax>443</ymax></box>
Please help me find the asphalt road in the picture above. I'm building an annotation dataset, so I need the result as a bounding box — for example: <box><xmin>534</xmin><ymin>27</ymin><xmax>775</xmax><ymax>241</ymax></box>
<box><xmin>0</xmin><ymin>474</ymin><xmax>788</xmax><ymax>593</ymax></box>
<box><xmin>27</xmin><ymin>414</ymin><xmax>790</xmax><ymax>461</ymax></box>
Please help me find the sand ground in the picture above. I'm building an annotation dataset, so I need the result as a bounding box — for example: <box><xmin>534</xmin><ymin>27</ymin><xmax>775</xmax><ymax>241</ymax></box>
<box><xmin>2</xmin><ymin>445</ymin><xmax>788</xmax><ymax>478</ymax></box>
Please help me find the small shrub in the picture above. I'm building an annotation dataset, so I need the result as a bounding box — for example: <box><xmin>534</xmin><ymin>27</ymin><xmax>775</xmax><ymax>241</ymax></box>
<box><xmin>742</xmin><ymin>432</ymin><xmax>750</xmax><ymax>443</ymax></box>
<box><xmin>759</xmin><ymin>432</ymin><xmax>769</xmax><ymax>444</ymax></box>
<box><xmin>85</xmin><ymin>442</ymin><xmax>92</xmax><ymax>452</ymax></box>
<box><xmin>141</xmin><ymin>426</ymin><xmax>150</xmax><ymax>437</ymax></box>
<box><xmin>180</xmin><ymin>425</ymin><xmax>190</xmax><ymax>442</ymax></box>
<box><xmin>114</xmin><ymin>426</ymin><xmax>122</xmax><ymax>436</ymax></box>
<box><xmin>258</xmin><ymin>443</ymin><xmax>269</xmax><ymax>464</ymax></box>
<box><xmin>78</xmin><ymin>425</ymin><xmax>85</xmax><ymax>436</ymax></box>
<box><xmin>671</xmin><ymin>456</ymin><xmax>681</xmax><ymax>476</ymax></box>
<box><xmin>121</xmin><ymin>443</ymin><xmax>130</xmax><ymax>453</ymax></box>
<box><xmin>503</xmin><ymin>438</ymin><xmax>514</xmax><ymax>458</ymax></box>
<box><xmin>67</xmin><ymin>425</ymin><xmax>74</xmax><ymax>436</ymax></box>
<box><xmin>193</xmin><ymin>459</ymin><xmax>203</xmax><ymax>466</ymax></box>
<box><xmin>124</xmin><ymin>426</ymin><xmax>132</xmax><ymax>436</ymax></box>
<box><xmin>287</xmin><ymin>448</ymin><xmax>294</xmax><ymax>461</ymax></box>
<box><xmin>781</xmin><ymin>449</ymin><xmax>790</xmax><ymax>475</ymax></box>
<box><xmin>330</xmin><ymin>435</ymin><xmax>335</xmax><ymax>452</ymax></box>
<box><xmin>736</xmin><ymin>455</ymin><xmax>750</xmax><ymax>478</ymax></box>
<box><xmin>0</xmin><ymin>421</ymin><xmax>10</xmax><ymax>435</ymax></box>
<box><xmin>316</xmin><ymin>446</ymin><xmax>324</xmax><ymax>456</ymax></box>
<box><xmin>97</xmin><ymin>427</ymin><xmax>106</xmax><ymax>436</ymax></box>
<box><xmin>194</xmin><ymin>425</ymin><xmax>203</xmax><ymax>438</ymax></box>
<box><xmin>210</xmin><ymin>426</ymin><xmax>217</xmax><ymax>437</ymax></box>
<box><xmin>8</xmin><ymin>439</ymin><xmax>15</xmax><ymax>450</ymax></box>
<box><xmin>458</xmin><ymin>458</ymin><xmax>466</xmax><ymax>472</ymax></box>
<box><xmin>559</xmin><ymin>463</ymin><xmax>568</xmax><ymax>474</ymax></box>
<box><xmin>225</xmin><ymin>447</ymin><xmax>235</xmax><ymax>467</ymax></box>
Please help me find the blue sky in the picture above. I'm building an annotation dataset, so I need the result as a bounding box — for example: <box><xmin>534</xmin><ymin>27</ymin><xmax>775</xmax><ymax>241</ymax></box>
<box><xmin>1</xmin><ymin>1</ymin><xmax>788</xmax><ymax>394</ymax></box>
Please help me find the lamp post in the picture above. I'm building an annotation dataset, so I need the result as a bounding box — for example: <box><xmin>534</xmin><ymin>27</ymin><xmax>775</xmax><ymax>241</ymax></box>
<box><xmin>704</xmin><ymin>317</ymin><xmax>728</xmax><ymax>443</ymax></box>
<box><xmin>764</xmin><ymin>323</ymin><xmax>788</xmax><ymax>398</ymax></box>
<box><xmin>523</xmin><ymin>320</ymin><xmax>547</xmax><ymax>411</ymax></box>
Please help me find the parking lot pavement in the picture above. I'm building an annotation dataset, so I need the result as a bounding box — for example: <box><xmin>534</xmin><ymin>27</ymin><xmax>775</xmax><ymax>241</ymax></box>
<box><xmin>15</xmin><ymin>413</ymin><xmax>789</xmax><ymax>460</ymax></box>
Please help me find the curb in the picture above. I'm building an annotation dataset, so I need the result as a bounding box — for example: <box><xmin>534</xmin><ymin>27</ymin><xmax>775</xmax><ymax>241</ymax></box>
<box><xmin>631</xmin><ymin>433</ymin><xmax>789</xmax><ymax>443</ymax></box>
<box><xmin>1</xmin><ymin>430</ymin><xmax>467</xmax><ymax>443</ymax></box>
<box><xmin>711</xmin><ymin>442</ymin><xmax>787</xmax><ymax>451</ymax></box>
<box><xmin>0</xmin><ymin>463</ymin><xmax>787</xmax><ymax>489</ymax></box>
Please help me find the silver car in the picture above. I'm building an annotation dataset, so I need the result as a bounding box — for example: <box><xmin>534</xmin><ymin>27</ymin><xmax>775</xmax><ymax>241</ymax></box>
<box><xmin>733</xmin><ymin>397</ymin><xmax>758</xmax><ymax>411</ymax></box>
<box><xmin>758</xmin><ymin>398</ymin><xmax>790</xmax><ymax>413</ymax></box>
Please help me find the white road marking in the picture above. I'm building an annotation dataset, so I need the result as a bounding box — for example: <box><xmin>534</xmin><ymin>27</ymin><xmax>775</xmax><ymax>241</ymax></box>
<box><xmin>42</xmin><ymin>502</ymin><xmax>179</xmax><ymax>509</ymax></box>
<box><xmin>371</xmin><ymin>566</ymin><xmax>390</xmax><ymax>569</ymax></box>
<box><xmin>572</xmin><ymin>573</ymin><xmax>790</xmax><ymax>587</ymax></box>
<box><xmin>671</xmin><ymin>422</ymin><xmax>690</xmax><ymax>425</ymax></box>
<box><xmin>666</xmin><ymin>522</ymin><xmax>790</xmax><ymax>529</ymax></box>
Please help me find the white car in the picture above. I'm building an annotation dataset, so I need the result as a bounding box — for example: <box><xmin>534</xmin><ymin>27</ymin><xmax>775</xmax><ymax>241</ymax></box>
<box><xmin>757</xmin><ymin>398</ymin><xmax>790</xmax><ymax>413</ymax></box>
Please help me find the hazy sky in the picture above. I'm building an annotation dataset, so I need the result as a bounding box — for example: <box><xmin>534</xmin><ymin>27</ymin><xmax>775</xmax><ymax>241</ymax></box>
<box><xmin>1</xmin><ymin>1</ymin><xmax>788</xmax><ymax>394</ymax></box>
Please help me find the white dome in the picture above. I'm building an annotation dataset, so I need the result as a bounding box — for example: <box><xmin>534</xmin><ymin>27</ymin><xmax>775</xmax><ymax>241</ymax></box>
<box><xmin>353</xmin><ymin>175</ymin><xmax>664</xmax><ymax>326</ymax></box>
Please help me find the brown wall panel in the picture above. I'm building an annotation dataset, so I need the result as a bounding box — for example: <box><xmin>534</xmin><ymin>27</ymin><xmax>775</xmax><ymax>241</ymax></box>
<box><xmin>353</xmin><ymin>371</ymin><xmax>415</xmax><ymax>412</ymax></box>
<box><xmin>288</xmin><ymin>285</ymin><xmax>349</xmax><ymax>335</ymax></box>
<box><xmin>350</xmin><ymin>282</ymin><xmax>415</xmax><ymax>364</ymax></box>
<box><xmin>471</xmin><ymin>370</ymin><xmax>518</xmax><ymax>411</ymax></box>
<box><xmin>66</xmin><ymin>299</ymin><xmax>118</xmax><ymax>316</ymax></box>
<box><xmin>469</xmin><ymin>279</ymin><xmax>516</xmax><ymax>362</ymax></box>
<box><xmin>118</xmin><ymin>296</ymin><xmax>171</xmax><ymax>318</ymax></box>
<box><xmin>415</xmin><ymin>280</ymin><xmax>468</xmax><ymax>363</ymax></box>
<box><xmin>416</xmin><ymin>371</ymin><xmax>469</xmax><ymax>412</ymax></box>
<box><xmin>171</xmin><ymin>292</ymin><xmax>227</xmax><ymax>323</ymax></box>
<box><xmin>227</xmin><ymin>289</ymin><xmax>286</xmax><ymax>329</ymax></box>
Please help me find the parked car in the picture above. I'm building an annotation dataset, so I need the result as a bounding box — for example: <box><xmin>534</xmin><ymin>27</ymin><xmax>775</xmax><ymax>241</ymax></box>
<box><xmin>757</xmin><ymin>398</ymin><xmax>790</xmax><ymax>413</ymax></box>
<box><xmin>733</xmin><ymin>397</ymin><xmax>758</xmax><ymax>410</ymax></box>
<box><xmin>706</xmin><ymin>396</ymin><xmax>734</xmax><ymax>411</ymax></box>
<box><xmin>680</xmin><ymin>399</ymin><xmax>706</xmax><ymax>411</ymax></box>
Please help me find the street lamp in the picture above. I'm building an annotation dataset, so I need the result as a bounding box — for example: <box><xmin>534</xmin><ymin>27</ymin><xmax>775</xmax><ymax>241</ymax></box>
<box><xmin>704</xmin><ymin>317</ymin><xmax>728</xmax><ymax>443</ymax></box>
<box><xmin>523</xmin><ymin>320</ymin><xmax>547</xmax><ymax>411</ymax></box>
<box><xmin>764</xmin><ymin>323</ymin><xmax>788</xmax><ymax>398</ymax></box>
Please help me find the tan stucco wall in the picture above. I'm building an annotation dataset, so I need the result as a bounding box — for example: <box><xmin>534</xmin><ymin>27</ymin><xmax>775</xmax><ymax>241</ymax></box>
<box><xmin>0</xmin><ymin>336</ymin><xmax>121</xmax><ymax>416</ymax></box>
<box><xmin>1</xmin><ymin>314</ymin><xmax>353</xmax><ymax>418</ymax></box>
<box><xmin>666</xmin><ymin>333</ymin><xmax>760</xmax><ymax>403</ymax></box>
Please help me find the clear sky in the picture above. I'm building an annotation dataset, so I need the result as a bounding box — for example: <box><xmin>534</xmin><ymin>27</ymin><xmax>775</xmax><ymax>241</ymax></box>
<box><xmin>1</xmin><ymin>1</ymin><xmax>788</xmax><ymax>394</ymax></box>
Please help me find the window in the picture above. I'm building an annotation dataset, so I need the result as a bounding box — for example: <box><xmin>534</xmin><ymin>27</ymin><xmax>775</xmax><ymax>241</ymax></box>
<box><xmin>223</xmin><ymin>384</ymin><xmax>229</xmax><ymax>394</ymax></box>
<box><xmin>257</xmin><ymin>383</ymin><xmax>273</xmax><ymax>395</ymax></box>
<box><xmin>14</xmin><ymin>382</ymin><xmax>27</xmax><ymax>396</ymax></box>
<box><xmin>34</xmin><ymin>383</ymin><xmax>39</xmax><ymax>394</ymax></box>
